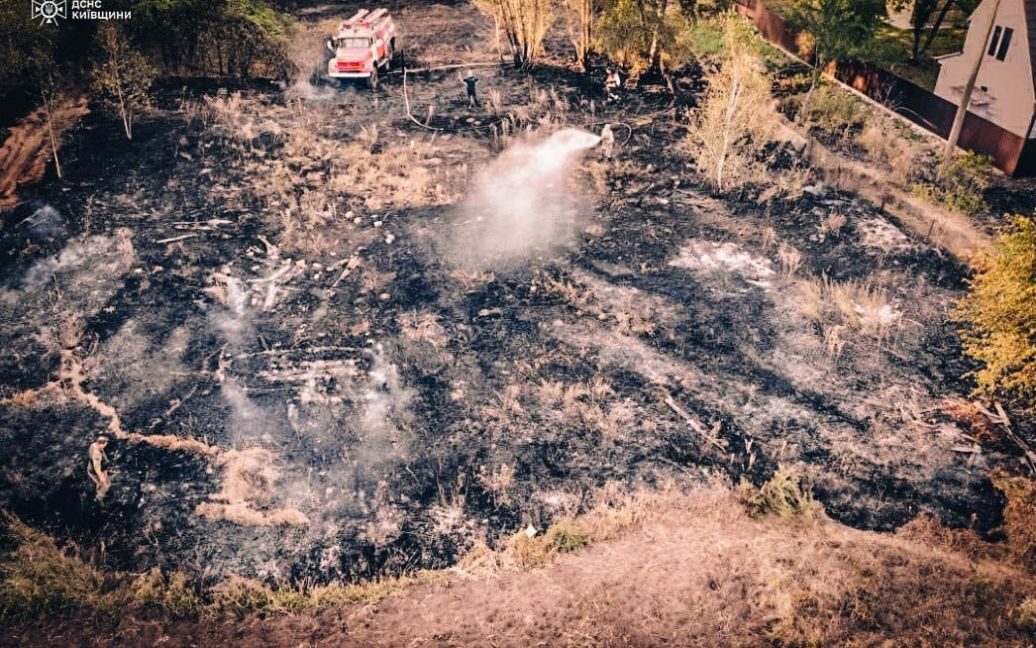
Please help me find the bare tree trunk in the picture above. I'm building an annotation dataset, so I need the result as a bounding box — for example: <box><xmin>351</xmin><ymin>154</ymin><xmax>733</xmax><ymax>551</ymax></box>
<box><xmin>494</xmin><ymin>12</ymin><xmax>503</xmax><ymax>61</ymax></box>
<box><xmin>942</xmin><ymin>0</ymin><xmax>1001</xmax><ymax>176</ymax></box>
<box><xmin>41</xmin><ymin>93</ymin><xmax>62</xmax><ymax>180</ymax></box>
<box><xmin>116</xmin><ymin>76</ymin><xmax>132</xmax><ymax>140</ymax></box>
<box><xmin>920</xmin><ymin>0</ymin><xmax>957</xmax><ymax>59</ymax></box>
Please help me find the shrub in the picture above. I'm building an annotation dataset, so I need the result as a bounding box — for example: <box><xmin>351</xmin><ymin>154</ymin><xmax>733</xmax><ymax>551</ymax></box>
<box><xmin>955</xmin><ymin>216</ymin><xmax>1036</xmax><ymax>401</ymax></box>
<box><xmin>0</xmin><ymin>514</ymin><xmax>109</xmax><ymax>619</ymax></box>
<box><xmin>91</xmin><ymin>24</ymin><xmax>155</xmax><ymax>140</ymax></box>
<box><xmin>798</xmin><ymin>85</ymin><xmax>870</xmax><ymax>137</ymax></box>
<box><xmin>739</xmin><ymin>466</ymin><xmax>820</xmax><ymax>518</ymax></box>
<box><xmin>911</xmin><ymin>151</ymin><xmax>993</xmax><ymax>215</ymax></box>
<box><xmin>687</xmin><ymin>14</ymin><xmax>775</xmax><ymax>192</ymax></box>
<box><xmin>131</xmin><ymin>569</ymin><xmax>203</xmax><ymax>618</ymax></box>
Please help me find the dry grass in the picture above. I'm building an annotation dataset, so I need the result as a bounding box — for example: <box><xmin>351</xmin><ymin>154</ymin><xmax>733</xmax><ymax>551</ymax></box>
<box><xmin>776</xmin><ymin>242</ymin><xmax>803</xmax><ymax>278</ymax></box>
<box><xmin>194</xmin><ymin>449</ymin><xmax>308</xmax><ymax>527</ymax></box>
<box><xmin>6</xmin><ymin>478</ymin><xmax>1036</xmax><ymax>646</ymax></box>
<box><xmin>0</xmin><ymin>514</ymin><xmax>108</xmax><ymax>619</ymax></box>
<box><xmin>477</xmin><ymin>463</ymin><xmax>516</xmax><ymax>507</ymax></box>
<box><xmin>817</xmin><ymin>211</ymin><xmax>847</xmax><ymax>238</ymax></box>
<box><xmin>797</xmin><ymin>275</ymin><xmax>901</xmax><ymax>352</ymax></box>
<box><xmin>188</xmin><ymin>93</ymin><xmax>471</xmax><ymax>257</ymax></box>
<box><xmin>739</xmin><ymin>465</ymin><xmax>820</xmax><ymax>519</ymax></box>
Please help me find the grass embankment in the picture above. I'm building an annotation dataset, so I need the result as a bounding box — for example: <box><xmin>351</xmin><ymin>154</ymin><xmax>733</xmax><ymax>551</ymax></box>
<box><xmin>3</xmin><ymin>471</ymin><xmax>1036</xmax><ymax>646</ymax></box>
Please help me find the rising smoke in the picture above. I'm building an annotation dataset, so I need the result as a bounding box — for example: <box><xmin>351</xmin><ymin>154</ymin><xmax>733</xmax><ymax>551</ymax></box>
<box><xmin>447</xmin><ymin>128</ymin><xmax>601</xmax><ymax>270</ymax></box>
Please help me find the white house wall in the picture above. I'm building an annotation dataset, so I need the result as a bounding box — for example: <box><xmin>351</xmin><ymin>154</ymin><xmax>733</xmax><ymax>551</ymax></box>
<box><xmin>935</xmin><ymin>0</ymin><xmax>1036</xmax><ymax>138</ymax></box>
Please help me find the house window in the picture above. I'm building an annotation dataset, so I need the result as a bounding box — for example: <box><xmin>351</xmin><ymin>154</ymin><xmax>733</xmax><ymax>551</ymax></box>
<box><xmin>996</xmin><ymin>27</ymin><xmax>1014</xmax><ymax>60</ymax></box>
<box><xmin>988</xmin><ymin>26</ymin><xmax>1002</xmax><ymax>56</ymax></box>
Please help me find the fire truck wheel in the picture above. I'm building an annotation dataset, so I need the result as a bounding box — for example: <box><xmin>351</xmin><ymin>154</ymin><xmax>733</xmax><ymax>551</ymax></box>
<box><xmin>367</xmin><ymin>69</ymin><xmax>379</xmax><ymax>90</ymax></box>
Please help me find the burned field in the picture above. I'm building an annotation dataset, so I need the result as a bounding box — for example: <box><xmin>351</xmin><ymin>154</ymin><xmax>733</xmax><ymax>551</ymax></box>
<box><xmin>0</xmin><ymin>1</ymin><xmax>1015</xmax><ymax>588</ymax></box>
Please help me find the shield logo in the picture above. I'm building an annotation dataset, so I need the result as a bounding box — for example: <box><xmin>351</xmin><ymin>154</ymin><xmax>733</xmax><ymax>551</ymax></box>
<box><xmin>31</xmin><ymin>0</ymin><xmax>66</xmax><ymax>25</ymax></box>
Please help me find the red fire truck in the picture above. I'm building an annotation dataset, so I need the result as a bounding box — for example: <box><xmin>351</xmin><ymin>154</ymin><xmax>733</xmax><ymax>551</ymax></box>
<box><xmin>326</xmin><ymin>8</ymin><xmax>399</xmax><ymax>89</ymax></box>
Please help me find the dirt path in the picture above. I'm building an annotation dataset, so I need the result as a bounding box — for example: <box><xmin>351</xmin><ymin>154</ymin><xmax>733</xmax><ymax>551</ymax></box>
<box><xmin>0</xmin><ymin>95</ymin><xmax>89</xmax><ymax>211</ymax></box>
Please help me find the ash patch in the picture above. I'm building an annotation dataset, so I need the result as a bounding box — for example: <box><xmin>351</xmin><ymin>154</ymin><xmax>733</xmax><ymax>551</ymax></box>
<box><xmin>669</xmin><ymin>239</ymin><xmax>777</xmax><ymax>288</ymax></box>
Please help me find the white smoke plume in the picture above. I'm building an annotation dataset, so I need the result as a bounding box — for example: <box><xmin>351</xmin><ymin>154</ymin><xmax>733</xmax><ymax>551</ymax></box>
<box><xmin>447</xmin><ymin>128</ymin><xmax>601</xmax><ymax>270</ymax></box>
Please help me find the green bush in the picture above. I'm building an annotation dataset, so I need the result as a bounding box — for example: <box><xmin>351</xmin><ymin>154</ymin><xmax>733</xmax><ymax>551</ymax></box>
<box><xmin>911</xmin><ymin>151</ymin><xmax>993</xmax><ymax>215</ymax></box>
<box><xmin>0</xmin><ymin>514</ymin><xmax>110</xmax><ymax>619</ymax></box>
<box><xmin>798</xmin><ymin>84</ymin><xmax>871</xmax><ymax>135</ymax></box>
<box><xmin>131</xmin><ymin>569</ymin><xmax>203</xmax><ymax>618</ymax></box>
<box><xmin>956</xmin><ymin>216</ymin><xmax>1036</xmax><ymax>402</ymax></box>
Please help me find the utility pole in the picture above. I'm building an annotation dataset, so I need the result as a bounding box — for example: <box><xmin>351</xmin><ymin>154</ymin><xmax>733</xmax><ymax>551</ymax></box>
<box><xmin>942</xmin><ymin>0</ymin><xmax>1002</xmax><ymax>176</ymax></box>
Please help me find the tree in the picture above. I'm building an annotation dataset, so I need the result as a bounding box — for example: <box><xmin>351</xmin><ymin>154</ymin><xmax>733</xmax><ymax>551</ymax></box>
<box><xmin>19</xmin><ymin>42</ymin><xmax>76</xmax><ymax>181</ymax></box>
<box><xmin>677</xmin><ymin>0</ymin><xmax>734</xmax><ymax>21</ymax></box>
<box><xmin>785</xmin><ymin>0</ymin><xmax>886</xmax><ymax>86</ymax></box>
<box><xmin>687</xmin><ymin>14</ymin><xmax>775</xmax><ymax>192</ymax></box>
<box><xmin>888</xmin><ymin>0</ymin><xmax>980</xmax><ymax>63</ymax></box>
<box><xmin>91</xmin><ymin>24</ymin><xmax>155</xmax><ymax>140</ymax></box>
<box><xmin>597</xmin><ymin>0</ymin><xmax>697</xmax><ymax>77</ymax></box>
<box><xmin>473</xmin><ymin>0</ymin><xmax>553</xmax><ymax>68</ymax></box>
<box><xmin>956</xmin><ymin>215</ymin><xmax>1036</xmax><ymax>403</ymax></box>
<box><xmin>0</xmin><ymin>0</ymin><xmax>59</xmax><ymax>85</ymax></box>
<box><xmin>127</xmin><ymin>0</ymin><xmax>290</xmax><ymax>78</ymax></box>
<box><xmin>560</xmin><ymin>0</ymin><xmax>603</xmax><ymax>70</ymax></box>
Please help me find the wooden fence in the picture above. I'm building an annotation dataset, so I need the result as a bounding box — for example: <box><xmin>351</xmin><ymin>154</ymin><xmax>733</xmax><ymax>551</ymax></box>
<box><xmin>736</xmin><ymin>0</ymin><xmax>1035</xmax><ymax>177</ymax></box>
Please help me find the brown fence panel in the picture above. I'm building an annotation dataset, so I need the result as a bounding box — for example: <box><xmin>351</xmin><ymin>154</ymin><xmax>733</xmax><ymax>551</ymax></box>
<box><xmin>1016</xmin><ymin>140</ymin><xmax>1036</xmax><ymax>177</ymax></box>
<box><xmin>734</xmin><ymin>0</ymin><xmax>1032</xmax><ymax>176</ymax></box>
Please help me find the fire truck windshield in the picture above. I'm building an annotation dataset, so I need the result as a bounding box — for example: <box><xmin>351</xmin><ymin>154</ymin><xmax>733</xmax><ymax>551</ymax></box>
<box><xmin>340</xmin><ymin>37</ymin><xmax>371</xmax><ymax>48</ymax></box>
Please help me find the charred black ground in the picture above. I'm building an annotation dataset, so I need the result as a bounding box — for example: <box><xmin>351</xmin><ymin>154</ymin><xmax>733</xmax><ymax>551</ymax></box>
<box><xmin>0</xmin><ymin>1</ymin><xmax>1021</xmax><ymax>586</ymax></box>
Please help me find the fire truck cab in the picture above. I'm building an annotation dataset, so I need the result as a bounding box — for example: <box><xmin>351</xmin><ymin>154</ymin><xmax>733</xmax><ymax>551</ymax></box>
<box><xmin>326</xmin><ymin>8</ymin><xmax>398</xmax><ymax>89</ymax></box>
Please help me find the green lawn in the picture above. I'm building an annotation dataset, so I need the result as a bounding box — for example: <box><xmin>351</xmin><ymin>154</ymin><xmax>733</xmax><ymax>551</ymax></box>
<box><xmin>870</xmin><ymin>23</ymin><xmax>966</xmax><ymax>90</ymax></box>
<box><xmin>746</xmin><ymin>1</ymin><xmax>967</xmax><ymax>90</ymax></box>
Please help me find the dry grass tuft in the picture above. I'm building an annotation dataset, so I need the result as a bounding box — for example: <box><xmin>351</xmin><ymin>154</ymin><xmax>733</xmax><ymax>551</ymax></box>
<box><xmin>739</xmin><ymin>466</ymin><xmax>820</xmax><ymax>519</ymax></box>
<box><xmin>797</xmin><ymin>276</ymin><xmax>901</xmax><ymax>352</ymax></box>
<box><xmin>992</xmin><ymin>473</ymin><xmax>1036</xmax><ymax>572</ymax></box>
<box><xmin>131</xmin><ymin>569</ymin><xmax>203</xmax><ymax>618</ymax></box>
<box><xmin>478</xmin><ymin>463</ymin><xmax>516</xmax><ymax>507</ymax></box>
<box><xmin>506</xmin><ymin>518</ymin><xmax>590</xmax><ymax>569</ymax></box>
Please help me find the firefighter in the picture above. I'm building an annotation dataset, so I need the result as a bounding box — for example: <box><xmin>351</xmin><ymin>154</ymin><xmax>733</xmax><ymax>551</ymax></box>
<box><xmin>87</xmin><ymin>435</ymin><xmax>111</xmax><ymax>501</ymax></box>
<box><xmin>600</xmin><ymin>123</ymin><xmax>615</xmax><ymax>160</ymax></box>
<box><xmin>463</xmin><ymin>72</ymin><xmax>480</xmax><ymax>108</ymax></box>
<box><xmin>605</xmin><ymin>69</ymin><xmax>622</xmax><ymax>102</ymax></box>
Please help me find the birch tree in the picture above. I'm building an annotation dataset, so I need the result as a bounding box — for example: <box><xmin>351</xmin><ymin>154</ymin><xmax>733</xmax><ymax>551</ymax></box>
<box><xmin>91</xmin><ymin>25</ymin><xmax>155</xmax><ymax>140</ymax></box>
<box><xmin>560</xmin><ymin>0</ymin><xmax>602</xmax><ymax>70</ymax></box>
<box><xmin>473</xmin><ymin>0</ymin><xmax>554</xmax><ymax>68</ymax></box>
<box><xmin>687</xmin><ymin>16</ymin><xmax>775</xmax><ymax>192</ymax></box>
<box><xmin>35</xmin><ymin>67</ymin><xmax>66</xmax><ymax>180</ymax></box>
